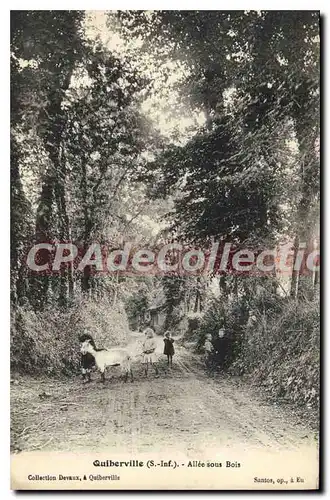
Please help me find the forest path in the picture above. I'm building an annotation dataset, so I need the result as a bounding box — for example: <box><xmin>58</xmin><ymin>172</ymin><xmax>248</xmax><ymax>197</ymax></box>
<box><xmin>11</xmin><ymin>332</ymin><xmax>318</xmax><ymax>457</ymax></box>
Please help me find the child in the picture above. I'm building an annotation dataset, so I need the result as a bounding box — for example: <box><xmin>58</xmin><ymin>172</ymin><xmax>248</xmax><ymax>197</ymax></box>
<box><xmin>163</xmin><ymin>331</ymin><xmax>175</xmax><ymax>367</ymax></box>
<box><xmin>204</xmin><ymin>334</ymin><xmax>214</xmax><ymax>374</ymax></box>
<box><xmin>142</xmin><ymin>327</ymin><xmax>159</xmax><ymax>377</ymax></box>
<box><xmin>79</xmin><ymin>333</ymin><xmax>96</xmax><ymax>383</ymax></box>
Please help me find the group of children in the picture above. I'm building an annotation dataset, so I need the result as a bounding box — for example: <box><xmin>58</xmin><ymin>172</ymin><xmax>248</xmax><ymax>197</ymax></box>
<box><xmin>140</xmin><ymin>329</ymin><xmax>215</xmax><ymax>375</ymax></box>
<box><xmin>141</xmin><ymin>327</ymin><xmax>175</xmax><ymax>376</ymax></box>
<box><xmin>79</xmin><ymin>328</ymin><xmax>175</xmax><ymax>381</ymax></box>
<box><xmin>80</xmin><ymin>328</ymin><xmax>217</xmax><ymax>380</ymax></box>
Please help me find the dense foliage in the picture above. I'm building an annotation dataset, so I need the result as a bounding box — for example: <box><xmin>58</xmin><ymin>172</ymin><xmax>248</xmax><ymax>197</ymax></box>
<box><xmin>11</xmin><ymin>11</ymin><xmax>319</xmax><ymax>415</ymax></box>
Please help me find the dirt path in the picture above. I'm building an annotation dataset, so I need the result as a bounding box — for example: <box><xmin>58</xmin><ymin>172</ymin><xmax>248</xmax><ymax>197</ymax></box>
<box><xmin>11</xmin><ymin>333</ymin><xmax>318</xmax><ymax>456</ymax></box>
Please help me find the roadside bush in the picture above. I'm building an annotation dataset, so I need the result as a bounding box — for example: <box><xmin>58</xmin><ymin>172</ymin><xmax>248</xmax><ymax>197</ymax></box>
<box><xmin>164</xmin><ymin>305</ymin><xmax>183</xmax><ymax>333</ymax></box>
<box><xmin>75</xmin><ymin>298</ymin><xmax>129</xmax><ymax>347</ymax></box>
<box><xmin>190</xmin><ymin>296</ymin><xmax>248</xmax><ymax>370</ymax></box>
<box><xmin>10</xmin><ymin>297</ymin><xmax>130</xmax><ymax>376</ymax></box>
<box><xmin>231</xmin><ymin>297</ymin><xmax>320</xmax><ymax>410</ymax></box>
<box><xmin>177</xmin><ymin>312</ymin><xmax>202</xmax><ymax>345</ymax></box>
<box><xmin>10</xmin><ymin>306</ymin><xmax>78</xmax><ymax>376</ymax></box>
<box><xmin>194</xmin><ymin>298</ymin><xmax>224</xmax><ymax>351</ymax></box>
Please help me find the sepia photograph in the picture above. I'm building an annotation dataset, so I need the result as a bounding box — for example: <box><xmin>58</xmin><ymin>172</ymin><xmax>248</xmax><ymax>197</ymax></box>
<box><xmin>10</xmin><ymin>9</ymin><xmax>320</xmax><ymax>490</ymax></box>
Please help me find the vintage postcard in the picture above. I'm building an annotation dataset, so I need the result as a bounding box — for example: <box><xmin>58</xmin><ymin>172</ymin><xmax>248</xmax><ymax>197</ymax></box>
<box><xmin>10</xmin><ymin>10</ymin><xmax>320</xmax><ymax>490</ymax></box>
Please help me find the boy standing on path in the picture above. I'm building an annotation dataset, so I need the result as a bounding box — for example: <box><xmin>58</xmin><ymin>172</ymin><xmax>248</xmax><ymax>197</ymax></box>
<box><xmin>163</xmin><ymin>331</ymin><xmax>175</xmax><ymax>367</ymax></box>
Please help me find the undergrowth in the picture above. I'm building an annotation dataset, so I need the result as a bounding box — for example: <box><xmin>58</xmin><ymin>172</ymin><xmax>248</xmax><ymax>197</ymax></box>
<box><xmin>11</xmin><ymin>298</ymin><xmax>130</xmax><ymax>376</ymax></box>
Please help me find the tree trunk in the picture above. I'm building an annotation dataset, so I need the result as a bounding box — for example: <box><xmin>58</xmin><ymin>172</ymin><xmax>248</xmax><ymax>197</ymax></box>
<box><xmin>80</xmin><ymin>157</ymin><xmax>93</xmax><ymax>293</ymax></box>
<box><xmin>37</xmin><ymin>66</ymin><xmax>77</xmax><ymax>307</ymax></box>
<box><xmin>32</xmin><ymin>170</ymin><xmax>55</xmax><ymax>309</ymax></box>
<box><xmin>219</xmin><ymin>276</ymin><xmax>227</xmax><ymax>297</ymax></box>
<box><xmin>290</xmin><ymin>235</ymin><xmax>300</xmax><ymax>299</ymax></box>
<box><xmin>10</xmin><ymin>137</ymin><xmax>32</xmax><ymax>305</ymax></box>
<box><xmin>42</xmin><ymin>89</ymin><xmax>71</xmax><ymax>306</ymax></box>
<box><xmin>193</xmin><ymin>290</ymin><xmax>200</xmax><ymax>313</ymax></box>
<box><xmin>291</xmin><ymin>78</ymin><xmax>319</xmax><ymax>300</ymax></box>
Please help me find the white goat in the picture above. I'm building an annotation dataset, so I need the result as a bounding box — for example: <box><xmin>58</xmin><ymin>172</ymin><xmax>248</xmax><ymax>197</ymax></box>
<box><xmin>80</xmin><ymin>339</ymin><xmax>133</xmax><ymax>383</ymax></box>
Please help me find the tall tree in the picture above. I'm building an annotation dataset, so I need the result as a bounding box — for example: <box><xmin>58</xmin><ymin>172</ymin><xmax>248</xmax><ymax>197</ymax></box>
<box><xmin>11</xmin><ymin>11</ymin><xmax>85</xmax><ymax>308</ymax></box>
<box><xmin>117</xmin><ymin>10</ymin><xmax>320</xmax><ymax>299</ymax></box>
